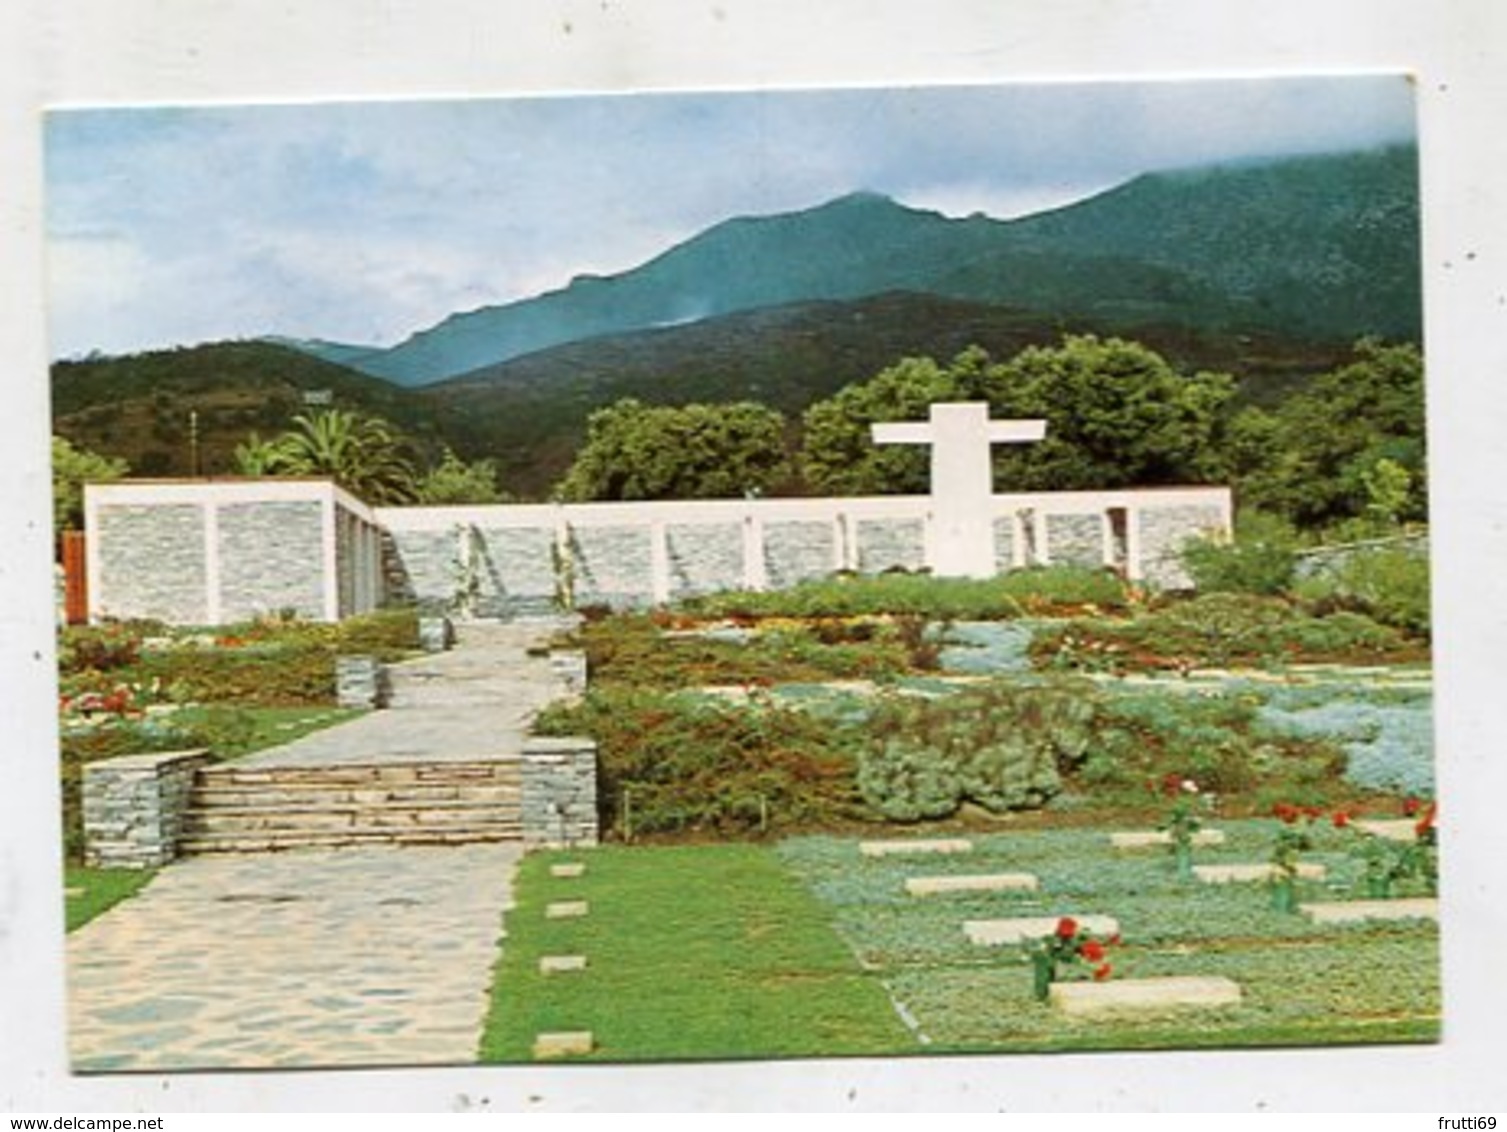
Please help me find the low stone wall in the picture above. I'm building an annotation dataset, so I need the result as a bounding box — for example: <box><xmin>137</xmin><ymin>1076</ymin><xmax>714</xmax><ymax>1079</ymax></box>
<box><xmin>520</xmin><ymin>737</ymin><xmax>599</xmax><ymax>848</ymax></box>
<box><xmin>335</xmin><ymin>655</ymin><xmax>388</xmax><ymax>709</ymax></box>
<box><xmin>82</xmin><ymin>749</ymin><xmax>212</xmax><ymax>869</ymax></box>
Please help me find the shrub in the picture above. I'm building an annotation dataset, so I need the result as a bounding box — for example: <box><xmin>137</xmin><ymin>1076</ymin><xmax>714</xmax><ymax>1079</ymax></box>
<box><xmin>857</xmin><ymin>681</ymin><xmax>1096</xmax><ymax>819</ymax></box>
<box><xmin>1179</xmin><ymin>511</ymin><xmax>1300</xmax><ymax>596</ymax></box>
<box><xmin>680</xmin><ymin>566</ymin><xmax>1132</xmax><ymax>621</ymax></box>
<box><xmin>1296</xmin><ymin>547</ymin><xmax>1431</xmax><ymax>637</ymax></box>
<box><xmin>1030</xmin><ymin>593</ymin><xmax>1422</xmax><ymax>673</ymax></box>
<box><xmin>856</xmin><ymin>738</ymin><xmax>962</xmax><ymax>821</ymax></box>
<box><xmin>534</xmin><ymin>688</ymin><xmax>865</xmax><ymax>836</ymax></box>
<box><xmin>58</xmin><ymin>624</ymin><xmax>141</xmax><ymax>675</ymax></box>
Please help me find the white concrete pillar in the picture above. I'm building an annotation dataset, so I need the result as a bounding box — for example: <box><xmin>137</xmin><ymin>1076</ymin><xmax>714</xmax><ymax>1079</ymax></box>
<box><xmin>743</xmin><ymin>514</ymin><xmax>767</xmax><ymax>590</ymax></box>
<box><xmin>649</xmin><ymin>520</ymin><xmax>671</xmax><ymax>605</ymax></box>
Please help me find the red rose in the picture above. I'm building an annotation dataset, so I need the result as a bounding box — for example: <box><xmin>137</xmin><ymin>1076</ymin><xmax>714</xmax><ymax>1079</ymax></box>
<box><xmin>1107</xmin><ymin>933</ymin><xmax>1122</xmax><ymax>946</ymax></box>
<box><xmin>1303</xmin><ymin>806</ymin><xmax>1324</xmax><ymax>820</ymax></box>
<box><xmin>1415</xmin><ymin>802</ymin><xmax>1437</xmax><ymax>836</ymax></box>
<box><xmin>1080</xmin><ymin>940</ymin><xmax>1105</xmax><ymax>962</ymax></box>
<box><xmin>1274</xmin><ymin>803</ymin><xmax>1298</xmax><ymax>824</ymax></box>
<box><xmin>1403</xmin><ymin>796</ymin><xmax>1422</xmax><ymax>816</ymax></box>
<box><xmin>1093</xmin><ymin>964</ymin><xmax>1112</xmax><ymax>982</ymax></box>
<box><xmin>1332</xmin><ymin>811</ymin><xmax>1350</xmax><ymax>829</ymax></box>
<box><xmin>1055</xmin><ymin>917</ymin><xmax>1078</xmax><ymax>940</ymax></box>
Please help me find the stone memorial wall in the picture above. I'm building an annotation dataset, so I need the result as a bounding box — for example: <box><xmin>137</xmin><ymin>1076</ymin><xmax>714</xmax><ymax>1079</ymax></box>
<box><xmin>86</xmin><ymin>477</ymin><xmax>1230</xmax><ymax>626</ymax></box>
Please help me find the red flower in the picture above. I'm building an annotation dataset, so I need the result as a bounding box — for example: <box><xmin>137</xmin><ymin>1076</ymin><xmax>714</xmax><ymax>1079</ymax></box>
<box><xmin>1415</xmin><ymin>802</ymin><xmax>1437</xmax><ymax>836</ymax></box>
<box><xmin>1303</xmin><ymin>806</ymin><xmax>1324</xmax><ymax>820</ymax></box>
<box><xmin>1055</xmin><ymin>916</ymin><xmax>1079</xmax><ymax>940</ymax></box>
<box><xmin>1107</xmin><ymin>933</ymin><xmax>1122</xmax><ymax>946</ymax></box>
<box><xmin>1273</xmin><ymin>803</ymin><xmax>1298</xmax><ymax>824</ymax></box>
<box><xmin>1332</xmin><ymin>811</ymin><xmax>1350</xmax><ymax>828</ymax></box>
<box><xmin>1093</xmin><ymin>963</ymin><xmax>1113</xmax><ymax>982</ymax></box>
<box><xmin>1079</xmin><ymin>940</ymin><xmax>1105</xmax><ymax>962</ymax></box>
<box><xmin>1403</xmin><ymin>796</ymin><xmax>1422</xmax><ymax>816</ymax></box>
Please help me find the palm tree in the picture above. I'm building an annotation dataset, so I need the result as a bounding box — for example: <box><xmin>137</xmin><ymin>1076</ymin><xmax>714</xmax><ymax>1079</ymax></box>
<box><xmin>231</xmin><ymin>431</ymin><xmax>295</xmax><ymax>477</ymax></box>
<box><xmin>274</xmin><ymin>410</ymin><xmax>419</xmax><ymax>504</ymax></box>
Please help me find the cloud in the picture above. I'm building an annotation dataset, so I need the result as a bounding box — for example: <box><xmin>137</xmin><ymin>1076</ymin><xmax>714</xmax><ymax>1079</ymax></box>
<box><xmin>42</xmin><ymin>76</ymin><xmax>1418</xmax><ymax>358</ymax></box>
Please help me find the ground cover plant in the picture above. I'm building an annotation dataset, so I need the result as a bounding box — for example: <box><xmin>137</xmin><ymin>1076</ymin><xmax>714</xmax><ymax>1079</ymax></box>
<box><xmin>778</xmin><ymin>824</ymin><xmax>1439</xmax><ymax>1053</ymax></box>
<box><xmin>1029</xmin><ymin>592</ymin><xmax>1426</xmax><ymax>674</ymax></box>
<box><xmin>680</xmin><ymin>566</ymin><xmax>1135</xmax><ymax>621</ymax></box>
<box><xmin>55</xmin><ymin>607</ymin><xmax>415</xmax><ymax>860</ymax></box>
<box><xmin>478</xmin><ymin>844</ymin><xmax>913</xmax><ymax>1062</ymax></box>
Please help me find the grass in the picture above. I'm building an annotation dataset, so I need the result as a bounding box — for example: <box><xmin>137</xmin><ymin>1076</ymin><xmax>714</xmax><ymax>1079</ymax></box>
<box><xmin>779</xmin><ymin>825</ymin><xmax>1440</xmax><ymax>1053</ymax></box>
<box><xmin>64</xmin><ymin>867</ymin><xmax>155</xmax><ymax>932</ymax></box>
<box><xmin>479</xmin><ymin>826</ymin><xmax>1439</xmax><ymax>1062</ymax></box>
<box><xmin>479</xmin><ymin>843</ymin><xmax>915</xmax><ymax>1062</ymax></box>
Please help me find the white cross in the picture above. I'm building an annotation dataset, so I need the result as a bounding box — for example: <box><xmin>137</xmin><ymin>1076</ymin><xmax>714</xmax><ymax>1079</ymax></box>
<box><xmin>872</xmin><ymin>402</ymin><xmax>1046</xmax><ymax>577</ymax></box>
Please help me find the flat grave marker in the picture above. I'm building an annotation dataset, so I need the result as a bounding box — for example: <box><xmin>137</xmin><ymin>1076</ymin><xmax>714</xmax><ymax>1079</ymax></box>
<box><xmin>545</xmin><ymin>900</ymin><xmax>589</xmax><ymax>920</ymax></box>
<box><xmin>1110</xmin><ymin>829</ymin><xmax>1226</xmax><ymax>851</ymax></box>
<box><xmin>1193</xmin><ymin>863</ymin><xmax>1325</xmax><ymax>885</ymax></box>
<box><xmin>550</xmin><ymin>863</ymin><xmax>587</xmax><ymax>878</ymax></box>
<box><xmin>539</xmin><ymin>955</ymin><xmax>588</xmax><ymax>974</ymax></box>
<box><xmin>1050</xmin><ymin>976</ymin><xmax>1242</xmax><ymax>1016</ymax></box>
<box><xmin>964</xmin><ymin>915</ymin><xmax>1119</xmax><ymax>947</ymax></box>
<box><xmin>905</xmin><ymin>873</ymin><xmax>1039</xmax><ymax>897</ymax></box>
<box><xmin>860</xmin><ymin>838</ymin><xmax>972</xmax><ymax>858</ymax></box>
<box><xmin>1352</xmin><ymin>819</ymin><xmax>1419</xmax><ymax>842</ymax></box>
<box><xmin>1299</xmin><ymin>897</ymin><xmax>1438</xmax><ymax>925</ymax></box>
<box><xmin>533</xmin><ymin>1031</ymin><xmax>594</xmax><ymax>1059</ymax></box>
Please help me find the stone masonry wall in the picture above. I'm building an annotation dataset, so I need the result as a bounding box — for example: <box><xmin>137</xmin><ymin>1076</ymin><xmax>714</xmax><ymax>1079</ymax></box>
<box><xmin>667</xmin><ymin>523</ymin><xmax>743</xmax><ymax>599</ymax></box>
<box><xmin>476</xmin><ymin>524</ymin><xmax>557</xmax><ymax>617</ymax></box>
<box><xmin>96</xmin><ymin>505</ymin><xmax>207</xmax><ymax>624</ymax></box>
<box><xmin>992</xmin><ymin>516</ymin><xmax>1018</xmax><ymax>572</ymax></box>
<box><xmin>520</xmin><ymin>737</ymin><xmax>600</xmax><ymax>847</ymax></box>
<box><xmin>218</xmin><ymin>501</ymin><xmax>325</xmax><ymax>622</ymax></box>
<box><xmin>1046</xmin><ymin>513</ymin><xmax>1106</xmax><ymax>568</ymax></box>
<box><xmin>1140</xmin><ymin>503</ymin><xmax>1229</xmax><ymax>589</ymax></box>
<box><xmin>571</xmin><ymin>526</ymin><xmax>654</xmax><ymax>607</ymax></box>
<box><xmin>856</xmin><ymin>518</ymin><xmax>925</xmax><ymax>574</ymax></box>
<box><xmin>82</xmin><ymin>749</ymin><xmax>212</xmax><ymax>868</ymax></box>
<box><xmin>764</xmin><ymin>521</ymin><xmax>835</xmax><ymax>588</ymax></box>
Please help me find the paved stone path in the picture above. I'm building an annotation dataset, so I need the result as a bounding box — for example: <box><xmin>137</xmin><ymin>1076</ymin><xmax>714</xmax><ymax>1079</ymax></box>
<box><xmin>67</xmin><ymin>618</ymin><xmax>573</xmax><ymax>1072</ymax></box>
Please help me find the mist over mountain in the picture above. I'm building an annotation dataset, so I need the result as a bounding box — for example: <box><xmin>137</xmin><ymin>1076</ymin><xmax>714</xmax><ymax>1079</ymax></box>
<box><xmin>306</xmin><ymin>145</ymin><xmax>1417</xmax><ymax>387</ymax></box>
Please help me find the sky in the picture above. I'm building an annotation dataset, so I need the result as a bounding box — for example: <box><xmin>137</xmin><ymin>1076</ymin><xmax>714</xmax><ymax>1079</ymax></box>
<box><xmin>43</xmin><ymin>75</ymin><xmax>1417</xmax><ymax>360</ymax></box>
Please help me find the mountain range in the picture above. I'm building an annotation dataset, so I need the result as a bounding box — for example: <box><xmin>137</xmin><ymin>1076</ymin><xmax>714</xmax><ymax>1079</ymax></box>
<box><xmin>284</xmin><ymin>144</ymin><xmax>1419</xmax><ymax>387</ymax></box>
<box><xmin>52</xmin><ymin>144</ymin><xmax>1422</xmax><ymax>496</ymax></box>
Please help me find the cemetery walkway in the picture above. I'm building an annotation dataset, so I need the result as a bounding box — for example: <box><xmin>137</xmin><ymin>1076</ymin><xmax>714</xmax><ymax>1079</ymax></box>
<box><xmin>67</xmin><ymin>619</ymin><xmax>572</xmax><ymax>1072</ymax></box>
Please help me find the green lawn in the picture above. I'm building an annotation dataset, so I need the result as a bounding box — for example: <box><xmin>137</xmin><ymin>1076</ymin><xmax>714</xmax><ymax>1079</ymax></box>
<box><xmin>779</xmin><ymin>824</ymin><xmax>1440</xmax><ymax>1053</ymax></box>
<box><xmin>479</xmin><ymin>843</ymin><xmax>916</xmax><ymax>1062</ymax></box>
<box><xmin>481</xmin><ymin>827</ymin><xmax>1439</xmax><ymax>1063</ymax></box>
<box><xmin>64</xmin><ymin>867</ymin><xmax>155</xmax><ymax>932</ymax></box>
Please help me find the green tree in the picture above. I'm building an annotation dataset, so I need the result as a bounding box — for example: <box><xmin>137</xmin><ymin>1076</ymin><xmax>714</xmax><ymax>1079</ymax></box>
<box><xmin>272</xmin><ymin>410</ymin><xmax>419</xmax><ymax>504</ymax></box>
<box><xmin>1229</xmin><ymin>340</ymin><xmax>1425</xmax><ymax>530</ymax></box>
<box><xmin>231</xmin><ymin>431</ymin><xmax>294</xmax><ymax>476</ymax></box>
<box><xmin>52</xmin><ymin>436</ymin><xmax>128</xmax><ymax>531</ymax></box>
<box><xmin>555</xmin><ymin>399</ymin><xmax>791</xmax><ymax>501</ymax></box>
<box><xmin>415</xmin><ymin>448</ymin><xmax>508</xmax><ymax>504</ymax></box>
<box><xmin>799</xmin><ymin>338</ymin><xmax>1234</xmax><ymax>495</ymax></box>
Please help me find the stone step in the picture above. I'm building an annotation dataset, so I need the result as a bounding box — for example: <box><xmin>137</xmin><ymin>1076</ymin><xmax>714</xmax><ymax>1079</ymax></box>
<box><xmin>197</xmin><ymin>763</ymin><xmax>521</xmax><ymax>789</ymax></box>
<box><xmin>192</xmin><ymin>783</ymin><xmax>522</xmax><ymax>809</ymax></box>
<box><xmin>183</xmin><ymin>801</ymin><xmax>524</xmax><ymax>833</ymax></box>
<box><xmin>179</xmin><ymin>823</ymin><xmax>523</xmax><ymax>854</ymax></box>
